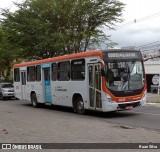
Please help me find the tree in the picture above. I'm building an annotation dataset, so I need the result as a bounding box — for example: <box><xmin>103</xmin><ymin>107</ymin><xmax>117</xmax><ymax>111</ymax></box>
<box><xmin>0</xmin><ymin>26</ymin><xmax>18</xmax><ymax>81</ymax></box>
<box><xmin>0</xmin><ymin>0</ymin><xmax>124</xmax><ymax>59</ymax></box>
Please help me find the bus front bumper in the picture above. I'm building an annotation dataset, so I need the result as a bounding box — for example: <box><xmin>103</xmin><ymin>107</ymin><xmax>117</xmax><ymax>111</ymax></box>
<box><xmin>103</xmin><ymin>99</ymin><xmax>146</xmax><ymax>112</ymax></box>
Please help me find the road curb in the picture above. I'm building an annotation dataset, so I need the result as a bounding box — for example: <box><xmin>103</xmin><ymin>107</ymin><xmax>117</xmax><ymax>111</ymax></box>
<box><xmin>146</xmin><ymin>103</ymin><xmax>160</xmax><ymax>107</ymax></box>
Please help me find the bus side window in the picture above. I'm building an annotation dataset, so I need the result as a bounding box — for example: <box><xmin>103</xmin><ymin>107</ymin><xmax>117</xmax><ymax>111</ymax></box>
<box><xmin>27</xmin><ymin>66</ymin><xmax>36</xmax><ymax>81</ymax></box>
<box><xmin>58</xmin><ymin>61</ymin><xmax>70</xmax><ymax>81</ymax></box>
<box><xmin>36</xmin><ymin>65</ymin><xmax>41</xmax><ymax>81</ymax></box>
<box><xmin>14</xmin><ymin>68</ymin><xmax>20</xmax><ymax>82</ymax></box>
<box><xmin>71</xmin><ymin>59</ymin><xmax>85</xmax><ymax>80</ymax></box>
<box><xmin>51</xmin><ymin>63</ymin><xmax>57</xmax><ymax>81</ymax></box>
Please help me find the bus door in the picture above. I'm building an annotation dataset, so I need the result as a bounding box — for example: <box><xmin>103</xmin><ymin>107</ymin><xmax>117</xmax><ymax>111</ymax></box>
<box><xmin>88</xmin><ymin>63</ymin><xmax>102</xmax><ymax>109</ymax></box>
<box><xmin>42</xmin><ymin>67</ymin><xmax>52</xmax><ymax>103</ymax></box>
<box><xmin>21</xmin><ymin>71</ymin><xmax>26</xmax><ymax>100</ymax></box>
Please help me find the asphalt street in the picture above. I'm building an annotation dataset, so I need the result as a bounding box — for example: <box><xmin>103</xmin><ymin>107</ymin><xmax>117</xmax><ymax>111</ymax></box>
<box><xmin>0</xmin><ymin>99</ymin><xmax>160</xmax><ymax>152</ymax></box>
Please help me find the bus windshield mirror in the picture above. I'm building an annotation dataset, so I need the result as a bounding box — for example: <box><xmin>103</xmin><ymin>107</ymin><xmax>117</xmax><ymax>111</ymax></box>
<box><xmin>101</xmin><ymin>69</ymin><xmax>105</xmax><ymax>76</ymax></box>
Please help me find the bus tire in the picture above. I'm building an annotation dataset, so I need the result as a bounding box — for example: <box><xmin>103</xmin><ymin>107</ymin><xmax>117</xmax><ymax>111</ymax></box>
<box><xmin>31</xmin><ymin>93</ymin><xmax>39</xmax><ymax>108</ymax></box>
<box><xmin>76</xmin><ymin>97</ymin><xmax>86</xmax><ymax>115</ymax></box>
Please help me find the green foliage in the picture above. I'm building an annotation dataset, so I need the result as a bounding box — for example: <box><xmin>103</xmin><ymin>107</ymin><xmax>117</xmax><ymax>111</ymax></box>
<box><xmin>0</xmin><ymin>26</ymin><xmax>15</xmax><ymax>81</ymax></box>
<box><xmin>0</xmin><ymin>0</ymin><xmax>125</xmax><ymax>59</ymax></box>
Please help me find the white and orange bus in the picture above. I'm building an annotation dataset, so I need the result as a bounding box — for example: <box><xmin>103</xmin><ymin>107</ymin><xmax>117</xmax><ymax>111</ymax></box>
<box><xmin>13</xmin><ymin>49</ymin><xmax>146</xmax><ymax>114</ymax></box>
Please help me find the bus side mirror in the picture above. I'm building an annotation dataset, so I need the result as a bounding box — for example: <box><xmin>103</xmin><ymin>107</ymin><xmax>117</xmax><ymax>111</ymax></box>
<box><xmin>101</xmin><ymin>69</ymin><xmax>105</xmax><ymax>76</ymax></box>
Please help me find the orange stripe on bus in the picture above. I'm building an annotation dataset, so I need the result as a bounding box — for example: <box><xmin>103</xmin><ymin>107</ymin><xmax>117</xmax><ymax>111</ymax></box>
<box><xmin>14</xmin><ymin>50</ymin><xmax>102</xmax><ymax>68</ymax></box>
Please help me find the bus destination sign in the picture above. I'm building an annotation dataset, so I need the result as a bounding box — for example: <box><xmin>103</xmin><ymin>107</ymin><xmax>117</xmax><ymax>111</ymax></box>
<box><xmin>108</xmin><ymin>52</ymin><xmax>136</xmax><ymax>58</ymax></box>
<box><xmin>103</xmin><ymin>51</ymin><xmax>142</xmax><ymax>61</ymax></box>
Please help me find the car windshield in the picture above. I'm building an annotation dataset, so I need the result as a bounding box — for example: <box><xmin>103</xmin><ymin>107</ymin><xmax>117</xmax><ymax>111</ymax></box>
<box><xmin>104</xmin><ymin>61</ymin><xmax>144</xmax><ymax>91</ymax></box>
<box><xmin>2</xmin><ymin>84</ymin><xmax>14</xmax><ymax>88</ymax></box>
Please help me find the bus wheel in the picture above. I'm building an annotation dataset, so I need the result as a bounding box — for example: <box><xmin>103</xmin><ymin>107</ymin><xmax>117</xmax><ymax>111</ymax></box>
<box><xmin>76</xmin><ymin>97</ymin><xmax>86</xmax><ymax>115</ymax></box>
<box><xmin>31</xmin><ymin>93</ymin><xmax>39</xmax><ymax>108</ymax></box>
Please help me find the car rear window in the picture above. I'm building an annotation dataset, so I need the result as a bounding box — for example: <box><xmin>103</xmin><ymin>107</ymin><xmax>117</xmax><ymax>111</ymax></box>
<box><xmin>2</xmin><ymin>84</ymin><xmax>14</xmax><ymax>88</ymax></box>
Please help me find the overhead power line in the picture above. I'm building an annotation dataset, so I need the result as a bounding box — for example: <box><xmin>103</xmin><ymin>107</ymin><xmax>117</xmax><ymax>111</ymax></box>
<box><xmin>116</xmin><ymin>12</ymin><xmax>160</xmax><ymax>28</ymax></box>
<box><xmin>135</xmin><ymin>41</ymin><xmax>160</xmax><ymax>50</ymax></box>
<box><xmin>136</xmin><ymin>41</ymin><xmax>160</xmax><ymax>48</ymax></box>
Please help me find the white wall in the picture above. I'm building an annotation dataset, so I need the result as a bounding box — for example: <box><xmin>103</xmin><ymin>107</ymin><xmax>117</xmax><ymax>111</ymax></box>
<box><xmin>144</xmin><ymin>61</ymin><xmax>160</xmax><ymax>74</ymax></box>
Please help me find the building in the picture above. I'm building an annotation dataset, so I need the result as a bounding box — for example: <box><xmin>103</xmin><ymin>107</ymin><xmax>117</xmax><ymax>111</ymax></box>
<box><xmin>121</xmin><ymin>46</ymin><xmax>160</xmax><ymax>94</ymax></box>
<box><xmin>142</xmin><ymin>49</ymin><xmax>160</xmax><ymax>94</ymax></box>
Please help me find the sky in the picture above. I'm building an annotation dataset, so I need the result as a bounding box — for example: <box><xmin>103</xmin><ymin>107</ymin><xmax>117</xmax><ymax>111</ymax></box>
<box><xmin>0</xmin><ymin>0</ymin><xmax>23</xmax><ymax>11</ymax></box>
<box><xmin>1</xmin><ymin>0</ymin><xmax>160</xmax><ymax>49</ymax></box>
<box><xmin>107</xmin><ymin>0</ymin><xmax>160</xmax><ymax>48</ymax></box>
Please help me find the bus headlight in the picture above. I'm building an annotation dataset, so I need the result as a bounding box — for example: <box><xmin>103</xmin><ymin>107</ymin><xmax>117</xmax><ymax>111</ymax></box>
<box><xmin>142</xmin><ymin>91</ymin><xmax>147</xmax><ymax>101</ymax></box>
<box><xmin>105</xmin><ymin>94</ymin><xmax>115</xmax><ymax>103</ymax></box>
<box><xmin>140</xmin><ymin>91</ymin><xmax>147</xmax><ymax>106</ymax></box>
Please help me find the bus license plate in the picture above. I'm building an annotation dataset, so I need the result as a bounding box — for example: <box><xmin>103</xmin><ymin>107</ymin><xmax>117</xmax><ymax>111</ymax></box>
<box><xmin>125</xmin><ymin>106</ymin><xmax>133</xmax><ymax>110</ymax></box>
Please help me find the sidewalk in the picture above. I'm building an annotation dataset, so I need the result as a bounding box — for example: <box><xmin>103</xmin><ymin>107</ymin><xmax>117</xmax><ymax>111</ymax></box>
<box><xmin>147</xmin><ymin>92</ymin><xmax>160</xmax><ymax>107</ymax></box>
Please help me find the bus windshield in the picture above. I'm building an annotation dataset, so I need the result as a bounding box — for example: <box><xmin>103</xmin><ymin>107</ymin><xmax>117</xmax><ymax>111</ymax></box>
<box><xmin>104</xmin><ymin>61</ymin><xmax>145</xmax><ymax>91</ymax></box>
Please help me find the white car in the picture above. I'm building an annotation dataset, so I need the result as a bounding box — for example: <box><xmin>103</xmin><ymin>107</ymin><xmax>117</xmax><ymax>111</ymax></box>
<box><xmin>0</xmin><ymin>83</ymin><xmax>15</xmax><ymax>100</ymax></box>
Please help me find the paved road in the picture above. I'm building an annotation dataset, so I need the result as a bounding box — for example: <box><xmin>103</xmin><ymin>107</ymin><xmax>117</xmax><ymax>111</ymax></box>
<box><xmin>1</xmin><ymin>99</ymin><xmax>160</xmax><ymax>131</ymax></box>
<box><xmin>0</xmin><ymin>99</ymin><xmax>160</xmax><ymax>152</ymax></box>
<box><xmin>87</xmin><ymin>105</ymin><xmax>160</xmax><ymax>132</ymax></box>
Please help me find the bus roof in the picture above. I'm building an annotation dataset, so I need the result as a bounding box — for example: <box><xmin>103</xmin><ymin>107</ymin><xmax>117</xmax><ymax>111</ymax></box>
<box><xmin>14</xmin><ymin>50</ymin><xmax>102</xmax><ymax>68</ymax></box>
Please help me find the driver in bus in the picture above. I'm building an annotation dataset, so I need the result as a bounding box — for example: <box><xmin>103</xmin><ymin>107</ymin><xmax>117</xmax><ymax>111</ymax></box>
<box><xmin>106</xmin><ymin>69</ymin><xmax>114</xmax><ymax>86</ymax></box>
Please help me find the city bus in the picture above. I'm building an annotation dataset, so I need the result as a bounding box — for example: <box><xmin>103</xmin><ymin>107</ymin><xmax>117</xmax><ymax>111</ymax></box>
<box><xmin>13</xmin><ymin>49</ymin><xmax>147</xmax><ymax>114</ymax></box>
